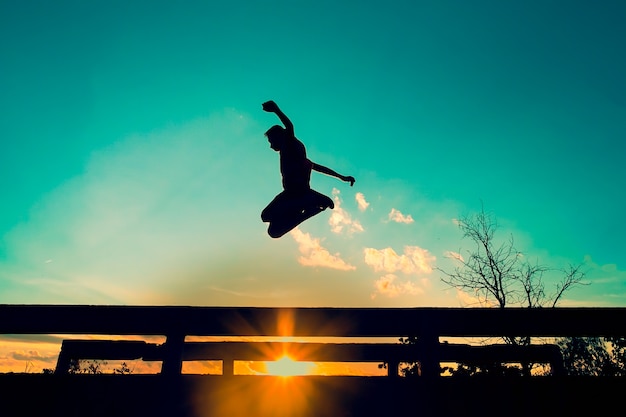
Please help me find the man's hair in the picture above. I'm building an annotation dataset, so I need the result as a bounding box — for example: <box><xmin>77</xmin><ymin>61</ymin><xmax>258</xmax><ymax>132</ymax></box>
<box><xmin>265</xmin><ymin>124</ymin><xmax>286</xmax><ymax>139</ymax></box>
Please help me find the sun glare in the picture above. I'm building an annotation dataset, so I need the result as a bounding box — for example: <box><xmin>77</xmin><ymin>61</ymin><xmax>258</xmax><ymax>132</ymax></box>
<box><xmin>266</xmin><ymin>356</ymin><xmax>314</xmax><ymax>377</ymax></box>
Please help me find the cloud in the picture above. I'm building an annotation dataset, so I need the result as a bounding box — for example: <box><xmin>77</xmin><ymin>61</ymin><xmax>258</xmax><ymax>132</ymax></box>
<box><xmin>371</xmin><ymin>274</ymin><xmax>424</xmax><ymax>298</ymax></box>
<box><xmin>329</xmin><ymin>189</ymin><xmax>364</xmax><ymax>235</ymax></box>
<box><xmin>363</xmin><ymin>246</ymin><xmax>436</xmax><ymax>275</ymax></box>
<box><xmin>207</xmin><ymin>286</ymin><xmax>287</xmax><ymax>299</ymax></box>
<box><xmin>290</xmin><ymin>228</ymin><xmax>356</xmax><ymax>271</ymax></box>
<box><xmin>444</xmin><ymin>250</ymin><xmax>464</xmax><ymax>262</ymax></box>
<box><xmin>388</xmin><ymin>208</ymin><xmax>414</xmax><ymax>224</ymax></box>
<box><xmin>355</xmin><ymin>192</ymin><xmax>370</xmax><ymax>212</ymax></box>
<box><xmin>10</xmin><ymin>350</ymin><xmax>57</xmax><ymax>363</ymax></box>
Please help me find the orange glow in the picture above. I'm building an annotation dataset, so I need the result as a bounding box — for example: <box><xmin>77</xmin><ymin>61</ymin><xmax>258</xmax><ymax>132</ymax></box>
<box><xmin>265</xmin><ymin>355</ymin><xmax>314</xmax><ymax>376</ymax></box>
<box><xmin>193</xmin><ymin>373</ymin><xmax>322</xmax><ymax>417</ymax></box>
<box><xmin>277</xmin><ymin>309</ymin><xmax>295</xmax><ymax>337</ymax></box>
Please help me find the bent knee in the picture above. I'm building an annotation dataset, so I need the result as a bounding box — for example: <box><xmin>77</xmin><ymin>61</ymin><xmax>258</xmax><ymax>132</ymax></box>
<box><xmin>267</xmin><ymin>226</ymin><xmax>285</xmax><ymax>239</ymax></box>
<box><xmin>267</xmin><ymin>223</ymin><xmax>288</xmax><ymax>239</ymax></box>
<box><xmin>268</xmin><ymin>230</ymin><xmax>282</xmax><ymax>239</ymax></box>
<box><xmin>261</xmin><ymin>206</ymin><xmax>275</xmax><ymax>222</ymax></box>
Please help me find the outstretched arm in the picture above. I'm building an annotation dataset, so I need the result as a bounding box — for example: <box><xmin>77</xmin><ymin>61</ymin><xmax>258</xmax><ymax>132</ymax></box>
<box><xmin>311</xmin><ymin>162</ymin><xmax>355</xmax><ymax>186</ymax></box>
<box><xmin>262</xmin><ymin>100</ymin><xmax>294</xmax><ymax>137</ymax></box>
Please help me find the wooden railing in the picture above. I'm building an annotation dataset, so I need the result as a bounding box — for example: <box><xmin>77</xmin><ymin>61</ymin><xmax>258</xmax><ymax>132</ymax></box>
<box><xmin>2</xmin><ymin>305</ymin><xmax>626</xmax><ymax>417</ymax></box>
<box><xmin>54</xmin><ymin>339</ymin><xmax>565</xmax><ymax>376</ymax></box>
<box><xmin>3</xmin><ymin>305</ymin><xmax>626</xmax><ymax>377</ymax></box>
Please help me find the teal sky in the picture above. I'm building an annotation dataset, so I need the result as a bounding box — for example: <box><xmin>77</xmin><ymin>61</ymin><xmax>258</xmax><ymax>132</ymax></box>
<box><xmin>1</xmin><ymin>0</ymin><xmax>625</xmax><ymax>307</ymax></box>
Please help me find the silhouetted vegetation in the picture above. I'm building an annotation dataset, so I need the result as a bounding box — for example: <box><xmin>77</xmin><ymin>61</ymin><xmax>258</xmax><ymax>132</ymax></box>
<box><xmin>403</xmin><ymin>206</ymin><xmax>588</xmax><ymax>377</ymax></box>
<box><xmin>559</xmin><ymin>336</ymin><xmax>626</xmax><ymax>376</ymax></box>
<box><xmin>64</xmin><ymin>359</ymin><xmax>132</xmax><ymax>375</ymax></box>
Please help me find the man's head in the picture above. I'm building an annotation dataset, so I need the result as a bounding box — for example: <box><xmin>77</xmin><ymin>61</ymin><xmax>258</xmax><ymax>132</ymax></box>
<box><xmin>265</xmin><ymin>125</ymin><xmax>287</xmax><ymax>151</ymax></box>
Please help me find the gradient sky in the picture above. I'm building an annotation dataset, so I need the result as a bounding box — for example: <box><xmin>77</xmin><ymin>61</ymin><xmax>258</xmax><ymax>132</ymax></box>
<box><xmin>1</xmin><ymin>0</ymin><xmax>625</xmax><ymax>311</ymax></box>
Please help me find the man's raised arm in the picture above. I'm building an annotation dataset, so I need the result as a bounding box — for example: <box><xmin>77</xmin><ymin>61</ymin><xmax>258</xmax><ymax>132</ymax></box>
<box><xmin>262</xmin><ymin>100</ymin><xmax>294</xmax><ymax>137</ymax></box>
<box><xmin>311</xmin><ymin>162</ymin><xmax>355</xmax><ymax>186</ymax></box>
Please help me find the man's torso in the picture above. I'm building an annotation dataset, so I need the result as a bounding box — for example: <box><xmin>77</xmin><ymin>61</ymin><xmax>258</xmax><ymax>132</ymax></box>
<box><xmin>280</xmin><ymin>137</ymin><xmax>312</xmax><ymax>191</ymax></box>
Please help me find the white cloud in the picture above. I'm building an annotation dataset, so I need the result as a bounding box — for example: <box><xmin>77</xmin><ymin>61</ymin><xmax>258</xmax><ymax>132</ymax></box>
<box><xmin>355</xmin><ymin>192</ymin><xmax>370</xmax><ymax>212</ymax></box>
<box><xmin>444</xmin><ymin>250</ymin><xmax>464</xmax><ymax>262</ymax></box>
<box><xmin>388</xmin><ymin>208</ymin><xmax>414</xmax><ymax>224</ymax></box>
<box><xmin>290</xmin><ymin>228</ymin><xmax>356</xmax><ymax>271</ymax></box>
<box><xmin>329</xmin><ymin>189</ymin><xmax>364</xmax><ymax>235</ymax></box>
<box><xmin>363</xmin><ymin>246</ymin><xmax>436</xmax><ymax>275</ymax></box>
<box><xmin>371</xmin><ymin>274</ymin><xmax>424</xmax><ymax>299</ymax></box>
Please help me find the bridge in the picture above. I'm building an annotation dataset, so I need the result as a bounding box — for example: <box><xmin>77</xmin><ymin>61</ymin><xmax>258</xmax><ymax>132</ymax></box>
<box><xmin>1</xmin><ymin>305</ymin><xmax>625</xmax><ymax>416</ymax></box>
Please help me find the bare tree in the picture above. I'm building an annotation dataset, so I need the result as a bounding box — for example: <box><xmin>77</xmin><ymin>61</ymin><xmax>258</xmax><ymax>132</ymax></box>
<box><xmin>440</xmin><ymin>205</ymin><xmax>586</xmax><ymax>309</ymax></box>
<box><xmin>438</xmin><ymin>205</ymin><xmax>587</xmax><ymax>375</ymax></box>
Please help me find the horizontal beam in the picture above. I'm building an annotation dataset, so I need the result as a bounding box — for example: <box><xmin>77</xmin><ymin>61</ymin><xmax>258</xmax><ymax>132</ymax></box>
<box><xmin>2</xmin><ymin>305</ymin><xmax>626</xmax><ymax>337</ymax></box>
<box><xmin>58</xmin><ymin>340</ymin><xmax>562</xmax><ymax>364</ymax></box>
<box><xmin>55</xmin><ymin>339</ymin><xmax>564</xmax><ymax>376</ymax></box>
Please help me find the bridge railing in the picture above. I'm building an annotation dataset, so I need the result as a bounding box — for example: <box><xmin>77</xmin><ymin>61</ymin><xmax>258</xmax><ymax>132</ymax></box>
<box><xmin>54</xmin><ymin>339</ymin><xmax>565</xmax><ymax>376</ymax></box>
<box><xmin>2</xmin><ymin>305</ymin><xmax>625</xmax><ymax>378</ymax></box>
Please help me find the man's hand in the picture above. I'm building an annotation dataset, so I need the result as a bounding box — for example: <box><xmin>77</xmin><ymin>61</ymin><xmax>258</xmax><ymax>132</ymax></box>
<box><xmin>343</xmin><ymin>176</ymin><xmax>356</xmax><ymax>186</ymax></box>
<box><xmin>262</xmin><ymin>100</ymin><xmax>279</xmax><ymax>113</ymax></box>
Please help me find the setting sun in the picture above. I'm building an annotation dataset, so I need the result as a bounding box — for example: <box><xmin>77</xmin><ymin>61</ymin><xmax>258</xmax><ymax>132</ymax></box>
<box><xmin>265</xmin><ymin>356</ymin><xmax>314</xmax><ymax>377</ymax></box>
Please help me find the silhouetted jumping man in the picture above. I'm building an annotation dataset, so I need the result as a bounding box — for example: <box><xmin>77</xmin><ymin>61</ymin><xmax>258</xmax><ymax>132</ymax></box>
<box><xmin>261</xmin><ymin>100</ymin><xmax>355</xmax><ymax>238</ymax></box>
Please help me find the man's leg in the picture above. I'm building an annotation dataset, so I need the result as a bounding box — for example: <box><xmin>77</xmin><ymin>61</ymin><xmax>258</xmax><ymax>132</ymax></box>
<box><xmin>262</xmin><ymin>192</ymin><xmax>289</xmax><ymax>223</ymax></box>
<box><xmin>305</xmin><ymin>189</ymin><xmax>334</xmax><ymax>211</ymax></box>
<box><xmin>262</xmin><ymin>192</ymin><xmax>300</xmax><ymax>238</ymax></box>
<box><xmin>264</xmin><ymin>190</ymin><xmax>323</xmax><ymax>238</ymax></box>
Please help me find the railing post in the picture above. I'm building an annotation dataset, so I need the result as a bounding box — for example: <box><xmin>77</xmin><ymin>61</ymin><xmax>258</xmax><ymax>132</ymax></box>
<box><xmin>550</xmin><ymin>346</ymin><xmax>566</xmax><ymax>376</ymax></box>
<box><xmin>54</xmin><ymin>340</ymin><xmax>72</xmax><ymax>375</ymax></box>
<box><xmin>161</xmin><ymin>332</ymin><xmax>185</xmax><ymax>377</ymax></box>
<box><xmin>222</xmin><ymin>357</ymin><xmax>234</xmax><ymax>376</ymax></box>
<box><xmin>419</xmin><ymin>331</ymin><xmax>440</xmax><ymax>378</ymax></box>
<box><xmin>388</xmin><ymin>360</ymin><xmax>399</xmax><ymax>378</ymax></box>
